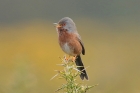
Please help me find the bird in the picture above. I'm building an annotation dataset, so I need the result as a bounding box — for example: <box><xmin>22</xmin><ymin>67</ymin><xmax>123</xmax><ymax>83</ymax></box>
<box><xmin>54</xmin><ymin>17</ymin><xmax>88</xmax><ymax>80</ymax></box>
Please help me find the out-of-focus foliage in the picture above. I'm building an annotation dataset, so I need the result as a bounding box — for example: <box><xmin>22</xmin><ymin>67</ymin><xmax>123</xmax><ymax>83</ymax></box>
<box><xmin>0</xmin><ymin>0</ymin><xmax>140</xmax><ymax>93</ymax></box>
<box><xmin>0</xmin><ymin>19</ymin><xmax>140</xmax><ymax>93</ymax></box>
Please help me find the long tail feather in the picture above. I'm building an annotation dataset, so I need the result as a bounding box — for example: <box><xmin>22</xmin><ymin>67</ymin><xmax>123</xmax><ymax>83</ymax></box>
<box><xmin>75</xmin><ymin>55</ymin><xmax>88</xmax><ymax>80</ymax></box>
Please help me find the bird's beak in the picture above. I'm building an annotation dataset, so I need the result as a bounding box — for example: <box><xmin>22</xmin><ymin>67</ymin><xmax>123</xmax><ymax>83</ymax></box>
<box><xmin>53</xmin><ymin>23</ymin><xmax>62</xmax><ymax>28</ymax></box>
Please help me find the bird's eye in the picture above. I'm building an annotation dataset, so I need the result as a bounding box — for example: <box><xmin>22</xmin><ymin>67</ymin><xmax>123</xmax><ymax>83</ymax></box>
<box><xmin>62</xmin><ymin>23</ymin><xmax>65</xmax><ymax>26</ymax></box>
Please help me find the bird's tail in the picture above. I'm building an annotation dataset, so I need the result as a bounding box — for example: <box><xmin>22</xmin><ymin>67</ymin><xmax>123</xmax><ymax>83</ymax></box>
<box><xmin>75</xmin><ymin>55</ymin><xmax>88</xmax><ymax>80</ymax></box>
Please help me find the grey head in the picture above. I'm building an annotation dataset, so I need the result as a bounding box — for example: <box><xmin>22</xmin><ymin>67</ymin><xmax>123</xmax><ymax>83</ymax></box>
<box><xmin>55</xmin><ymin>17</ymin><xmax>77</xmax><ymax>33</ymax></box>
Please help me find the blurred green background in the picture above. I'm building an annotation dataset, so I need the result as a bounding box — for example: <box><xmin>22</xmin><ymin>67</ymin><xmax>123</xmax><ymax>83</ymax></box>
<box><xmin>0</xmin><ymin>0</ymin><xmax>140</xmax><ymax>93</ymax></box>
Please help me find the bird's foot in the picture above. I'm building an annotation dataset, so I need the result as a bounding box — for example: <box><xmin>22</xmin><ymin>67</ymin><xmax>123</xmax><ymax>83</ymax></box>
<box><xmin>63</xmin><ymin>55</ymin><xmax>76</xmax><ymax>62</ymax></box>
<box><xmin>72</xmin><ymin>56</ymin><xmax>76</xmax><ymax>62</ymax></box>
<box><xmin>63</xmin><ymin>55</ymin><xmax>70</xmax><ymax>61</ymax></box>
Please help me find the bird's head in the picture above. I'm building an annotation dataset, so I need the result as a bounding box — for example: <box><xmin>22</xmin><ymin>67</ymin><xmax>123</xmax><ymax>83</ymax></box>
<box><xmin>54</xmin><ymin>17</ymin><xmax>77</xmax><ymax>33</ymax></box>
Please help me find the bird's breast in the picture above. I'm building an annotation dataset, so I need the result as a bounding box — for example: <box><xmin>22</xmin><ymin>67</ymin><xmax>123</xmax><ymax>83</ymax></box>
<box><xmin>58</xmin><ymin>30</ymin><xmax>82</xmax><ymax>56</ymax></box>
<box><xmin>62</xmin><ymin>42</ymin><xmax>75</xmax><ymax>56</ymax></box>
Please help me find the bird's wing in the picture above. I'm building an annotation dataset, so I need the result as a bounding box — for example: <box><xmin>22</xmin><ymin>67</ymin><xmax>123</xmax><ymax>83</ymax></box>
<box><xmin>77</xmin><ymin>38</ymin><xmax>85</xmax><ymax>55</ymax></box>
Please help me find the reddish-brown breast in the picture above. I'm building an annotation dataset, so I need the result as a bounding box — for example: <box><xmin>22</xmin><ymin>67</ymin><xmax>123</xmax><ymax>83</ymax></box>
<box><xmin>58</xmin><ymin>28</ymin><xmax>82</xmax><ymax>56</ymax></box>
